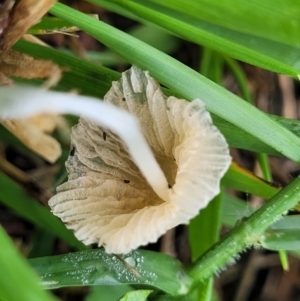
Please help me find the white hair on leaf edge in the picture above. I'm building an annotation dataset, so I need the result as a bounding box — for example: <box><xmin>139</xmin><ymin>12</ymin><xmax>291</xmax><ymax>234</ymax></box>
<box><xmin>48</xmin><ymin>66</ymin><xmax>231</xmax><ymax>254</ymax></box>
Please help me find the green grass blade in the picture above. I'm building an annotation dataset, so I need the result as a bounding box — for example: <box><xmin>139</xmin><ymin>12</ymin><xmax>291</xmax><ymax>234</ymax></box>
<box><xmin>148</xmin><ymin>0</ymin><xmax>300</xmax><ymax>47</ymax></box>
<box><xmin>13</xmin><ymin>40</ymin><xmax>119</xmax><ymax>98</ymax></box>
<box><xmin>49</xmin><ymin>3</ymin><xmax>300</xmax><ymax>163</ymax></box>
<box><xmin>28</xmin><ymin>17</ymin><xmax>78</xmax><ymax>35</ymax></box>
<box><xmin>0</xmin><ymin>227</ymin><xmax>58</xmax><ymax>301</ymax></box>
<box><xmin>223</xmin><ymin>54</ymin><xmax>273</xmax><ymax>182</ymax></box>
<box><xmin>14</xmin><ymin>40</ymin><xmax>300</xmax><ymax>158</ymax></box>
<box><xmin>11</xmin><ymin>45</ymin><xmax>292</xmax><ymax>199</ymax></box>
<box><xmin>100</xmin><ymin>0</ymin><xmax>300</xmax><ymax>76</ymax></box>
<box><xmin>0</xmin><ymin>172</ymin><xmax>85</xmax><ymax>250</ymax></box>
<box><xmin>29</xmin><ymin>249</ymin><xmax>192</xmax><ymax>296</ymax></box>
<box><xmin>222</xmin><ymin>163</ymin><xmax>279</xmax><ymax>199</ymax></box>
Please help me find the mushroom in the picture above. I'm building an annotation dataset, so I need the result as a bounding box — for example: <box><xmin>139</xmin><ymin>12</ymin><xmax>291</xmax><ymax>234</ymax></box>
<box><xmin>48</xmin><ymin>66</ymin><xmax>231</xmax><ymax>254</ymax></box>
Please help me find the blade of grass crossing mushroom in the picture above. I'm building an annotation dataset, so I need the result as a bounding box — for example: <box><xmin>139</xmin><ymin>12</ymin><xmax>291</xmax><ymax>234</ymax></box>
<box><xmin>50</xmin><ymin>3</ymin><xmax>300</xmax><ymax>163</ymax></box>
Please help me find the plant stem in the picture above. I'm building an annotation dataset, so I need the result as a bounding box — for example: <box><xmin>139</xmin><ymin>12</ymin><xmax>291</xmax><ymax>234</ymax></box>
<box><xmin>188</xmin><ymin>176</ymin><xmax>300</xmax><ymax>284</ymax></box>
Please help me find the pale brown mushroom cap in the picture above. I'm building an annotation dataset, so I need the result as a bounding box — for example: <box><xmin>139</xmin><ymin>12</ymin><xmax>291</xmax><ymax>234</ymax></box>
<box><xmin>49</xmin><ymin>66</ymin><xmax>231</xmax><ymax>254</ymax></box>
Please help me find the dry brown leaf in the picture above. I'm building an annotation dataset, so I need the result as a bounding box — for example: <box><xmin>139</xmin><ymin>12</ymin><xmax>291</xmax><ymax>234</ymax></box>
<box><xmin>0</xmin><ymin>49</ymin><xmax>62</xmax><ymax>163</ymax></box>
<box><xmin>0</xmin><ymin>0</ymin><xmax>57</xmax><ymax>51</ymax></box>
<box><xmin>0</xmin><ymin>0</ymin><xmax>15</xmax><ymax>35</ymax></box>
<box><xmin>0</xmin><ymin>1</ymin><xmax>66</xmax><ymax>163</ymax></box>
<box><xmin>2</xmin><ymin>117</ymin><xmax>61</xmax><ymax>163</ymax></box>
<box><xmin>0</xmin><ymin>49</ymin><xmax>61</xmax><ymax>87</ymax></box>
<box><xmin>28</xmin><ymin>114</ymin><xmax>58</xmax><ymax>133</ymax></box>
<box><xmin>0</xmin><ymin>1</ymin><xmax>61</xmax><ymax>86</ymax></box>
<box><xmin>0</xmin><ymin>70</ymin><xmax>13</xmax><ymax>85</ymax></box>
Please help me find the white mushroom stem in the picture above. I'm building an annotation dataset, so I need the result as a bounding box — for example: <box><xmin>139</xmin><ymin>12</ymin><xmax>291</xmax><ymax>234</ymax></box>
<box><xmin>0</xmin><ymin>86</ymin><xmax>170</xmax><ymax>202</ymax></box>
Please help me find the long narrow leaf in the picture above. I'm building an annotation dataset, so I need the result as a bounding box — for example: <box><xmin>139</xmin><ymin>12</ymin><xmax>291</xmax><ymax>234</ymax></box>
<box><xmin>50</xmin><ymin>3</ymin><xmax>300</xmax><ymax>163</ymax></box>
<box><xmin>15</xmin><ymin>40</ymin><xmax>300</xmax><ymax>157</ymax></box>
<box><xmin>89</xmin><ymin>0</ymin><xmax>300</xmax><ymax>77</ymax></box>
<box><xmin>13</xmin><ymin>40</ymin><xmax>120</xmax><ymax>97</ymax></box>
<box><xmin>147</xmin><ymin>0</ymin><xmax>300</xmax><ymax>46</ymax></box>
<box><xmin>222</xmin><ymin>163</ymin><xmax>279</xmax><ymax>199</ymax></box>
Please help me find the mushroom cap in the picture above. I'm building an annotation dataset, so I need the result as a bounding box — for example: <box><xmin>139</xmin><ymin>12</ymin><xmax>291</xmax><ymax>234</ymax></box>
<box><xmin>49</xmin><ymin>66</ymin><xmax>231</xmax><ymax>254</ymax></box>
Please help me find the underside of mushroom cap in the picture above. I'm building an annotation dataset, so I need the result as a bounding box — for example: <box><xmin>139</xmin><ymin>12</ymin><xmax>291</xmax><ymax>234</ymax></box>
<box><xmin>48</xmin><ymin>66</ymin><xmax>231</xmax><ymax>254</ymax></box>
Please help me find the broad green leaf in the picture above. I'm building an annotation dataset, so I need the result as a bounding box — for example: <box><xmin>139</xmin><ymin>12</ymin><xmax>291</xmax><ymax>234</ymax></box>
<box><xmin>50</xmin><ymin>3</ymin><xmax>300</xmax><ymax>163</ymax></box>
<box><xmin>0</xmin><ymin>227</ymin><xmax>58</xmax><ymax>301</ymax></box>
<box><xmin>29</xmin><ymin>249</ymin><xmax>192</xmax><ymax>296</ymax></box>
<box><xmin>120</xmin><ymin>290</ymin><xmax>152</xmax><ymax>301</ymax></box>
<box><xmin>0</xmin><ymin>172</ymin><xmax>85</xmax><ymax>250</ymax></box>
<box><xmin>90</xmin><ymin>0</ymin><xmax>300</xmax><ymax>76</ymax></box>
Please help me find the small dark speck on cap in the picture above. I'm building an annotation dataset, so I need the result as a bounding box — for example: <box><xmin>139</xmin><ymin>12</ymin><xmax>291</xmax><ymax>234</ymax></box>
<box><xmin>103</xmin><ymin>132</ymin><xmax>107</xmax><ymax>141</ymax></box>
<box><xmin>124</xmin><ymin>180</ymin><xmax>130</xmax><ymax>184</ymax></box>
<box><xmin>70</xmin><ymin>146</ymin><xmax>76</xmax><ymax>156</ymax></box>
